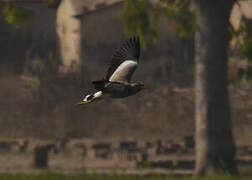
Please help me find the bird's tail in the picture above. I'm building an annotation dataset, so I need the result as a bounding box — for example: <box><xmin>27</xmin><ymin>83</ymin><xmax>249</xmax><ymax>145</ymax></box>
<box><xmin>76</xmin><ymin>91</ymin><xmax>103</xmax><ymax>105</ymax></box>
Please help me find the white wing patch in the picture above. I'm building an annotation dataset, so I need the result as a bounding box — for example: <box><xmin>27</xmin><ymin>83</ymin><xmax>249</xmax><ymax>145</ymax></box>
<box><xmin>94</xmin><ymin>91</ymin><xmax>103</xmax><ymax>98</ymax></box>
<box><xmin>109</xmin><ymin>60</ymin><xmax>138</xmax><ymax>82</ymax></box>
<box><xmin>83</xmin><ymin>94</ymin><xmax>92</xmax><ymax>101</ymax></box>
<box><xmin>83</xmin><ymin>91</ymin><xmax>103</xmax><ymax>102</ymax></box>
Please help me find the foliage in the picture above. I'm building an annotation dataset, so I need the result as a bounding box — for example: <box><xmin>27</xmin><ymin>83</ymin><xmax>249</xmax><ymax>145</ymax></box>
<box><xmin>122</xmin><ymin>0</ymin><xmax>197</xmax><ymax>49</ymax></box>
<box><xmin>160</xmin><ymin>0</ymin><xmax>197</xmax><ymax>39</ymax></box>
<box><xmin>1</xmin><ymin>3</ymin><xmax>32</xmax><ymax>29</ymax></box>
<box><xmin>46</xmin><ymin>0</ymin><xmax>61</xmax><ymax>8</ymax></box>
<box><xmin>122</xmin><ymin>0</ymin><xmax>157</xmax><ymax>49</ymax></box>
<box><xmin>241</xmin><ymin>24</ymin><xmax>252</xmax><ymax>62</ymax></box>
<box><xmin>230</xmin><ymin>17</ymin><xmax>252</xmax><ymax>81</ymax></box>
<box><xmin>1</xmin><ymin>0</ymin><xmax>59</xmax><ymax>29</ymax></box>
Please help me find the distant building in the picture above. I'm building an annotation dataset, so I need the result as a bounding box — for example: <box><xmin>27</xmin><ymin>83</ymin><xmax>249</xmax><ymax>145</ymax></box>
<box><xmin>92</xmin><ymin>143</ymin><xmax>112</xmax><ymax>159</ymax></box>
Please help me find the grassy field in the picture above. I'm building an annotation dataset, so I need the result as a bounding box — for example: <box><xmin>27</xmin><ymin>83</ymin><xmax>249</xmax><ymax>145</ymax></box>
<box><xmin>0</xmin><ymin>172</ymin><xmax>251</xmax><ymax>180</ymax></box>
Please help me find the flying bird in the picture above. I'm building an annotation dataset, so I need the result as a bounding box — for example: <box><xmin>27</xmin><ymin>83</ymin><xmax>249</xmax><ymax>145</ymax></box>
<box><xmin>77</xmin><ymin>36</ymin><xmax>147</xmax><ymax>105</ymax></box>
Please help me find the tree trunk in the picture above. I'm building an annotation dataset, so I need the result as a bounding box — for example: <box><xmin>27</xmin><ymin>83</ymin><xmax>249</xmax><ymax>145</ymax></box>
<box><xmin>193</xmin><ymin>0</ymin><xmax>237</xmax><ymax>176</ymax></box>
<box><xmin>56</xmin><ymin>0</ymin><xmax>84</xmax><ymax>74</ymax></box>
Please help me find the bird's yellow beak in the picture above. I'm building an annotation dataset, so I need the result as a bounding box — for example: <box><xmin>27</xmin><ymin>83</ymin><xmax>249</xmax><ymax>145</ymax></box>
<box><xmin>75</xmin><ymin>98</ymin><xmax>103</xmax><ymax>106</ymax></box>
<box><xmin>140</xmin><ymin>84</ymin><xmax>148</xmax><ymax>90</ymax></box>
<box><xmin>76</xmin><ymin>100</ymin><xmax>93</xmax><ymax>106</ymax></box>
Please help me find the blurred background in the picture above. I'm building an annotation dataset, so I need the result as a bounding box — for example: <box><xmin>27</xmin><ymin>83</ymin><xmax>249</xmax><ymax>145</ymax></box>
<box><xmin>0</xmin><ymin>0</ymin><xmax>251</xmax><ymax>176</ymax></box>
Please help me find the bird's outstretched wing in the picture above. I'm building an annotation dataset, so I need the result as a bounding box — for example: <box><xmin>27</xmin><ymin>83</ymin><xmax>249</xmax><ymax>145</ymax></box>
<box><xmin>106</xmin><ymin>36</ymin><xmax>140</xmax><ymax>82</ymax></box>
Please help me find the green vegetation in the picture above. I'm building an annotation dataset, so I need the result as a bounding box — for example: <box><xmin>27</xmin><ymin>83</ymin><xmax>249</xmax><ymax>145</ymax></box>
<box><xmin>1</xmin><ymin>0</ymin><xmax>58</xmax><ymax>29</ymax></box>
<box><xmin>230</xmin><ymin>17</ymin><xmax>252</xmax><ymax>81</ymax></box>
<box><xmin>160</xmin><ymin>0</ymin><xmax>197</xmax><ymax>39</ymax></box>
<box><xmin>122</xmin><ymin>0</ymin><xmax>157</xmax><ymax>49</ymax></box>
<box><xmin>240</xmin><ymin>21</ymin><xmax>252</xmax><ymax>81</ymax></box>
<box><xmin>0</xmin><ymin>172</ymin><xmax>251</xmax><ymax>180</ymax></box>
<box><xmin>2</xmin><ymin>3</ymin><xmax>32</xmax><ymax>29</ymax></box>
<box><xmin>122</xmin><ymin>0</ymin><xmax>197</xmax><ymax>49</ymax></box>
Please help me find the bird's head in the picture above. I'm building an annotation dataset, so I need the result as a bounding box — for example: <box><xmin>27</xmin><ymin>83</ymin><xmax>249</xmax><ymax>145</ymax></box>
<box><xmin>131</xmin><ymin>83</ymin><xmax>148</xmax><ymax>93</ymax></box>
<box><xmin>139</xmin><ymin>83</ymin><xmax>148</xmax><ymax>91</ymax></box>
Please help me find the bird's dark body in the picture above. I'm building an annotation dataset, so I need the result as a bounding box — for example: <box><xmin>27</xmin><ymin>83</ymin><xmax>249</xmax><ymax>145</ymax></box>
<box><xmin>103</xmin><ymin>81</ymin><xmax>141</xmax><ymax>98</ymax></box>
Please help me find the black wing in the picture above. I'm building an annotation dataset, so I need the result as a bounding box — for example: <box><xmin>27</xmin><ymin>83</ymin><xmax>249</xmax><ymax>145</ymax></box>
<box><xmin>106</xmin><ymin>36</ymin><xmax>141</xmax><ymax>81</ymax></box>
